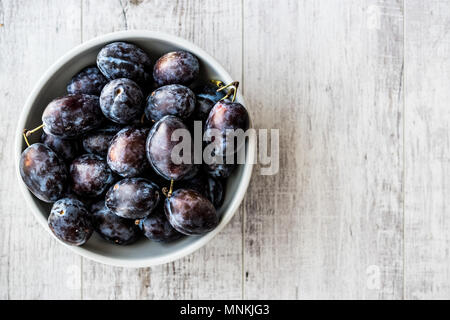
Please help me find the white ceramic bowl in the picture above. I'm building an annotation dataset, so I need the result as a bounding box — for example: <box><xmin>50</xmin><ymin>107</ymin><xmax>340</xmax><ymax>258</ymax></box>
<box><xmin>15</xmin><ymin>30</ymin><xmax>255</xmax><ymax>267</ymax></box>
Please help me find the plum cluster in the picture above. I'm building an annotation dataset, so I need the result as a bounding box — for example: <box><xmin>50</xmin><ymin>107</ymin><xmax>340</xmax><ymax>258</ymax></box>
<box><xmin>19</xmin><ymin>41</ymin><xmax>249</xmax><ymax>247</ymax></box>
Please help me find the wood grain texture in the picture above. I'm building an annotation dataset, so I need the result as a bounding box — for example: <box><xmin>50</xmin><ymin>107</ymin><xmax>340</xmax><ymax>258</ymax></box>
<box><xmin>404</xmin><ymin>0</ymin><xmax>450</xmax><ymax>299</ymax></box>
<box><xmin>0</xmin><ymin>0</ymin><xmax>82</xmax><ymax>299</ymax></box>
<box><xmin>242</xmin><ymin>0</ymin><xmax>404</xmax><ymax>299</ymax></box>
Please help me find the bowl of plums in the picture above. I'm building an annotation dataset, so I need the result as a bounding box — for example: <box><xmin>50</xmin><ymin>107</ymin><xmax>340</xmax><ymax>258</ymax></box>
<box><xmin>15</xmin><ymin>31</ymin><xmax>255</xmax><ymax>267</ymax></box>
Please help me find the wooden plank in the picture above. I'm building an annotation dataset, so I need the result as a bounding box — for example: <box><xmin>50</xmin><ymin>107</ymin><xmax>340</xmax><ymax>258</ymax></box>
<box><xmin>80</xmin><ymin>0</ymin><xmax>243</xmax><ymax>299</ymax></box>
<box><xmin>242</xmin><ymin>0</ymin><xmax>404</xmax><ymax>299</ymax></box>
<box><xmin>404</xmin><ymin>0</ymin><xmax>450</xmax><ymax>299</ymax></box>
<box><xmin>0</xmin><ymin>0</ymin><xmax>82</xmax><ymax>299</ymax></box>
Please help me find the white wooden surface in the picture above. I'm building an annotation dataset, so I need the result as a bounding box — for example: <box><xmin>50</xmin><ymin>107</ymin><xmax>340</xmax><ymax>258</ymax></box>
<box><xmin>0</xmin><ymin>0</ymin><xmax>449</xmax><ymax>300</ymax></box>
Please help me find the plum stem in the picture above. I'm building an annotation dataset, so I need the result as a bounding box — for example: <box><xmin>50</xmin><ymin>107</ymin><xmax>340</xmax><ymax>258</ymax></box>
<box><xmin>25</xmin><ymin>124</ymin><xmax>44</xmax><ymax>137</ymax></box>
<box><xmin>168</xmin><ymin>179</ymin><xmax>174</xmax><ymax>197</ymax></box>
<box><xmin>22</xmin><ymin>124</ymin><xmax>44</xmax><ymax>147</ymax></box>
<box><xmin>216</xmin><ymin>81</ymin><xmax>238</xmax><ymax>93</ymax></box>
<box><xmin>22</xmin><ymin>130</ymin><xmax>30</xmax><ymax>147</ymax></box>
<box><xmin>218</xmin><ymin>81</ymin><xmax>240</xmax><ymax>102</ymax></box>
<box><xmin>162</xmin><ymin>179</ymin><xmax>174</xmax><ymax>198</ymax></box>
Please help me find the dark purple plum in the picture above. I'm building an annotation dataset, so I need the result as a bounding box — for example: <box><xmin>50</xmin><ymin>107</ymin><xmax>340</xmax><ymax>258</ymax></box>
<box><xmin>70</xmin><ymin>154</ymin><xmax>114</xmax><ymax>198</ymax></box>
<box><xmin>204</xmin><ymin>100</ymin><xmax>250</xmax><ymax>156</ymax></box>
<box><xmin>164</xmin><ymin>189</ymin><xmax>218</xmax><ymax>235</ymax></box>
<box><xmin>48</xmin><ymin>198</ymin><xmax>93</xmax><ymax>246</ymax></box>
<box><xmin>105</xmin><ymin>178</ymin><xmax>160</xmax><ymax>219</ymax></box>
<box><xmin>195</xmin><ymin>82</ymin><xmax>226</xmax><ymax>103</ymax></box>
<box><xmin>146</xmin><ymin>115</ymin><xmax>194</xmax><ymax>181</ymax></box>
<box><xmin>19</xmin><ymin>143</ymin><xmax>68</xmax><ymax>203</ymax></box>
<box><xmin>100</xmin><ymin>78</ymin><xmax>144</xmax><ymax>124</ymax></box>
<box><xmin>41</xmin><ymin>132</ymin><xmax>79</xmax><ymax>161</ymax></box>
<box><xmin>91</xmin><ymin>200</ymin><xmax>140</xmax><ymax>245</ymax></box>
<box><xmin>107</xmin><ymin>127</ymin><xmax>150</xmax><ymax>177</ymax></box>
<box><xmin>206</xmin><ymin>101</ymin><xmax>250</xmax><ymax>131</ymax></box>
<box><xmin>67</xmin><ymin>66</ymin><xmax>108</xmax><ymax>96</ymax></box>
<box><xmin>97</xmin><ymin>42</ymin><xmax>152</xmax><ymax>85</ymax></box>
<box><xmin>82</xmin><ymin>124</ymin><xmax>121</xmax><ymax>156</ymax></box>
<box><xmin>138</xmin><ymin>204</ymin><xmax>182</xmax><ymax>242</ymax></box>
<box><xmin>153</xmin><ymin>51</ymin><xmax>199</xmax><ymax>86</ymax></box>
<box><xmin>42</xmin><ymin>94</ymin><xmax>104</xmax><ymax>139</ymax></box>
<box><xmin>145</xmin><ymin>84</ymin><xmax>195</xmax><ymax>122</ymax></box>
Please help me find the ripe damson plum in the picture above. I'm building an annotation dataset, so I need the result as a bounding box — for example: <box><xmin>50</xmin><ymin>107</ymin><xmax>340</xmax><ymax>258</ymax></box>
<box><xmin>41</xmin><ymin>132</ymin><xmax>79</xmax><ymax>161</ymax></box>
<box><xmin>153</xmin><ymin>51</ymin><xmax>199</xmax><ymax>86</ymax></box>
<box><xmin>138</xmin><ymin>204</ymin><xmax>182</xmax><ymax>242</ymax></box>
<box><xmin>91</xmin><ymin>200</ymin><xmax>140</xmax><ymax>245</ymax></box>
<box><xmin>70</xmin><ymin>154</ymin><xmax>114</xmax><ymax>198</ymax></box>
<box><xmin>107</xmin><ymin>127</ymin><xmax>150</xmax><ymax>177</ymax></box>
<box><xmin>19</xmin><ymin>143</ymin><xmax>68</xmax><ymax>203</ymax></box>
<box><xmin>67</xmin><ymin>66</ymin><xmax>108</xmax><ymax>96</ymax></box>
<box><xmin>42</xmin><ymin>94</ymin><xmax>103</xmax><ymax>139</ymax></box>
<box><xmin>204</xmin><ymin>101</ymin><xmax>250</xmax><ymax>156</ymax></box>
<box><xmin>105</xmin><ymin>178</ymin><xmax>160</xmax><ymax>219</ymax></box>
<box><xmin>48</xmin><ymin>198</ymin><xmax>93</xmax><ymax>246</ymax></box>
<box><xmin>146</xmin><ymin>115</ymin><xmax>194</xmax><ymax>181</ymax></box>
<box><xmin>145</xmin><ymin>84</ymin><xmax>195</xmax><ymax>122</ymax></box>
<box><xmin>164</xmin><ymin>189</ymin><xmax>218</xmax><ymax>235</ymax></box>
<box><xmin>82</xmin><ymin>124</ymin><xmax>121</xmax><ymax>156</ymax></box>
<box><xmin>100</xmin><ymin>78</ymin><xmax>144</xmax><ymax>124</ymax></box>
<box><xmin>97</xmin><ymin>42</ymin><xmax>152</xmax><ymax>85</ymax></box>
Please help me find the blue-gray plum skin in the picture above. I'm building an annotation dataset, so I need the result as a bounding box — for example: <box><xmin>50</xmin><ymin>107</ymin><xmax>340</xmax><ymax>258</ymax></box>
<box><xmin>91</xmin><ymin>200</ymin><xmax>140</xmax><ymax>245</ymax></box>
<box><xmin>105</xmin><ymin>178</ymin><xmax>161</xmax><ymax>219</ymax></box>
<box><xmin>67</xmin><ymin>66</ymin><xmax>107</xmax><ymax>96</ymax></box>
<box><xmin>97</xmin><ymin>42</ymin><xmax>152</xmax><ymax>85</ymax></box>
<box><xmin>196</xmin><ymin>83</ymin><xmax>226</xmax><ymax>103</ymax></box>
<box><xmin>153</xmin><ymin>51</ymin><xmax>199</xmax><ymax>87</ymax></box>
<box><xmin>41</xmin><ymin>132</ymin><xmax>79</xmax><ymax>162</ymax></box>
<box><xmin>48</xmin><ymin>198</ymin><xmax>93</xmax><ymax>246</ymax></box>
<box><xmin>42</xmin><ymin>94</ymin><xmax>104</xmax><ymax>139</ymax></box>
<box><xmin>19</xmin><ymin>143</ymin><xmax>68</xmax><ymax>203</ymax></box>
<box><xmin>100</xmin><ymin>78</ymin><xmax>144</xmax><ymax>124</ymax></box>
<box><xmin>145</xmin><ymin>84</ymin><xmax>195</xmax><ymax>122</ymax></box>
<box><xmin>70</xmin><ymin>154</ymin><xmax>115</xmax><ymax>198</ymax></box>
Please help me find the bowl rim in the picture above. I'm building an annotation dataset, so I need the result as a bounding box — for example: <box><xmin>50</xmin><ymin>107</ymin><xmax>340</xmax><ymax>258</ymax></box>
<box><xmin>14</xmin><ymin>30</ymin><xmax>255</xmax><ymax>268</ymax></box>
